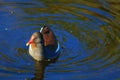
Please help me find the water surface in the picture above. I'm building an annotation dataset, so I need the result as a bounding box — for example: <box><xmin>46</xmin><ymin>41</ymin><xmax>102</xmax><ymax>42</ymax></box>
<box><xmin>0</xmin><ymin>0</ymin><xmax>120</xmax><ymax>80</ymax></box>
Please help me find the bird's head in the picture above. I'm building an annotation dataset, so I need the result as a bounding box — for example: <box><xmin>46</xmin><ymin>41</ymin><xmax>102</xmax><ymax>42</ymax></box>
<box><xmin>26</xmin><ymin>32</ymin><xmax>43</xmax><ymax>46</ymax></box>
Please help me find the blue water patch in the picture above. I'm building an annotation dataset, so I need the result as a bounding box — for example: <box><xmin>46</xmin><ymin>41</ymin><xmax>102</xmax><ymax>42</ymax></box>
<box><xmin>69</xmin><ymin>4</ymin><xmax>114</xmax><ymax>19</ymax></box>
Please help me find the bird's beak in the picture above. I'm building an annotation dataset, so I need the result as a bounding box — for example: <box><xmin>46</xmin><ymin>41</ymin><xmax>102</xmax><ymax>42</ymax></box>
<box><xmin>26</xmin><ymin>36</ymin><xmax>34</xmax><ymax>46</ymax></box>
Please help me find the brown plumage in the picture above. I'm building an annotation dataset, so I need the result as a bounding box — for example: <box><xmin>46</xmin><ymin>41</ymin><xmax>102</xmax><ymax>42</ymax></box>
<box><xmin>41</xmin><ymin>26</ymin><xmax>57</xmax><ymax>46</ymax></box>
<box><xmin>40</xmin><ymin>26</ymin><xmax>58</xmax><ymax>51</ymax></box>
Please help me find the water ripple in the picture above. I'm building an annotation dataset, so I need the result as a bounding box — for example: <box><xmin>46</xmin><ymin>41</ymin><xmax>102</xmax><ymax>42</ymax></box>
<box><xmin>0</xmin><ymin>0</ymin><xmax>120</xmax><ymax>80</ymax></box>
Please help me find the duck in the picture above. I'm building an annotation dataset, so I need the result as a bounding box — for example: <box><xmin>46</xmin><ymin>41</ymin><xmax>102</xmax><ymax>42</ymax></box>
<box><xmin>26</xmin><ymin>26</ymin><xmax>60</xmax><ymax>61</ymax></box>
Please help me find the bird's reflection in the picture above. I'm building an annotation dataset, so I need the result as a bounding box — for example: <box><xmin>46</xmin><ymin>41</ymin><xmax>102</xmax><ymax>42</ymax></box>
<box><xmin>31</xmin><ymin>57</ymin><xmax>58</xmax><ymax>80</ymax></box>
<box><xmin>31</xmin><ymin>61</ymin><xmax>45</xmax><ymax>80</ymax></box>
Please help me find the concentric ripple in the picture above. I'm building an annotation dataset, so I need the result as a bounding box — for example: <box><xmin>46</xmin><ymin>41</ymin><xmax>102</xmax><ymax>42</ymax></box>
<box><xmin>0</xmin><ymin>0</ymin><xmax>120</xmax><ymax>80</ymax></box>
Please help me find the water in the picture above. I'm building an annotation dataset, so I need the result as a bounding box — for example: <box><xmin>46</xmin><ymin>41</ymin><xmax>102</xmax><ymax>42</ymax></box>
<box><xmin>0</xmin><ymin>0</ymin><xmax>120</xmax><ymax>80</ymax></box>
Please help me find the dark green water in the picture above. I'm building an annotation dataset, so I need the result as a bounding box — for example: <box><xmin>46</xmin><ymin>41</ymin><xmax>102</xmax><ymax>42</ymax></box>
<box><xmin>0</xmin><ymin>0</ymin><xmax>120</xmax><ymax>80</ymax></box>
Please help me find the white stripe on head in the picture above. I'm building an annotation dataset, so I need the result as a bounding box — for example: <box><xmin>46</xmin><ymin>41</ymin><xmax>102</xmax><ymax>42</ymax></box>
<box><xmin>40</xmin><ymin>27</ymin><xmax>43</xmax><ymax>33</ymax></box>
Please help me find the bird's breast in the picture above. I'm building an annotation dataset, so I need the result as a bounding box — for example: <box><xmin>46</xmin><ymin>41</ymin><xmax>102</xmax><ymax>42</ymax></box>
<box><xmin>29</xmin><ymin>43</ymin><xmax>44</xmax><ymax>61</ymax></box>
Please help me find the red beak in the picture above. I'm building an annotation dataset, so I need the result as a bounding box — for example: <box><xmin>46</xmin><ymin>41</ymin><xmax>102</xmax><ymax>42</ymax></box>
<box><xmin>26</xmin><ymin>36</ymin><xmax>34</xmax><ymax>46</ymax></box>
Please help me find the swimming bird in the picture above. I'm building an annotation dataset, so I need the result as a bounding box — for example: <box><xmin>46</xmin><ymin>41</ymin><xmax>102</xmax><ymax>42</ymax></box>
<box><xmin>26</xmin><ymin>26</ymin><xmax>60</xmax><ymax>61</ymax></box>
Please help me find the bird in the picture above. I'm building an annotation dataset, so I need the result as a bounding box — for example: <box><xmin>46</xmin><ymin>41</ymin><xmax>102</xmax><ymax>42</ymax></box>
<box><xmin>26</xmin><ymin>26</ymin><xmax>60</xmax><ymax>61</ymax></box>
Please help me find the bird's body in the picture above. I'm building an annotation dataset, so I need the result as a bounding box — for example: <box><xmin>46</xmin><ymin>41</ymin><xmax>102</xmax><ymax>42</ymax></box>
<box><xmin>26</xmin><ymin>26</ymin><xmax>60</xmax><ymax>61</ymax></box>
